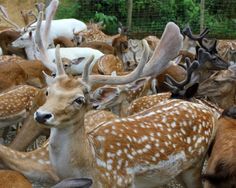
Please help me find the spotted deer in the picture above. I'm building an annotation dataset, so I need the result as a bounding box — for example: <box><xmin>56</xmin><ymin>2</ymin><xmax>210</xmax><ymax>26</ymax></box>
<box><xmin>0</xmin><ymin>85</ymin><xmax>48</xmax><ymax>151</ymax></box>
<box><xmin>197</xmin><ymin>64</ymin><xmax>236</xmax><ymax>109</ymax></box>
<box><xmin>74</xmin><ymin>22</ymin><xmax>123</xmax><ymax>46</ymax></box>
<box><xmin>0</xmin><ymin>55</ymin><xmax>51</xmax><ymax>92</ymax></box>
<box><xmin>0</xmin><ymin>110</ymin><xmax>118</xmax><ymax>185</ymax></box>
<box><xmin>31</xmin><ymin>17</ymin><xmax>219</xmax><ymax>188</ymax></box>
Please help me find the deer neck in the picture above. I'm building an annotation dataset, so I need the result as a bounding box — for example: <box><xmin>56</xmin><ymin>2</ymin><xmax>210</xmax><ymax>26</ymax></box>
<box><xmin>49</xmin><ymin>118</ymin><xmax>95</xmax><ymax>180</ymax></box>
<box><xmin>24</xmin><ymin>45</ymin><xmax>35</xmax><ymax>60</ymax></box>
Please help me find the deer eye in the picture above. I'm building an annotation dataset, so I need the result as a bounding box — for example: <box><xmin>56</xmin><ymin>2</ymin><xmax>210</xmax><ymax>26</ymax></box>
<box><xmin>74</xmin><ymin>96</ymin><xmax>85</xmax><ymax>105</ymax></box>
<box><xmin>45</xmin><ymin>90</ymin><xmax>49</xmax><ymax>96</ymax></box>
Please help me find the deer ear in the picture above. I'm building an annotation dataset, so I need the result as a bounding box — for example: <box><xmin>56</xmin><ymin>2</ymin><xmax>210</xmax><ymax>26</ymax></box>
<box><xmin>29</xmin><ymin>31</ymin><xmax>33</xmax><ymax>39</ymax></box>
<box><xmin>91</xmin><ymin>87</ymin><xmax>121</xmax><ymax>109</ymax></box>
<box><xmin>52</xmin><ymin>178</ymin><xmax>93</xmax><ymax>188</ymax></box>
<box><xmin>72</xmin><ymin>57</ymin><xmax>86</xmax><ymax>65</ymax></box>
<box><xmin>42</xmin><ymin>71</ymin><xmax>54</xmax><ymax>86</ymax></box>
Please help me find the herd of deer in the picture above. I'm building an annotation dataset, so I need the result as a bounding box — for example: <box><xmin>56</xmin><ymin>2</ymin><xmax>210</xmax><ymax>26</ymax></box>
<box><xmin>0</xmin><ymin>0</ymin><xmax>235</xmax><ymax>187</ymax></box>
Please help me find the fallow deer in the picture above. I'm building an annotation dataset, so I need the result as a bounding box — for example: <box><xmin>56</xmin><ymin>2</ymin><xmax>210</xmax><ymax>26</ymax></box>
<box><xmin>0</xmin><ymin>29</ymin><xmax>26</xmax><ymax>58</ymax></box>
<box><xmin>0</xmin><ymin>109</ymin><xmax>118</xmax><ymax>185</ymax></box>
<box><xmin>202</xmin><ymin>106</ymin><xmax>236</xmax><ymax>188</ymax></box>
<box><xmin>74</xmin><ymin>22</ymin><xmax>122</xmax><ymax>46</ymax></box>
<box><xmin>0</xmin><ymin>55</ymin><xmax>51</xmax><ymax>91</ymax></box>
<box><xmin>32</xmin><ymin>16</ymin><xmax>218</xmax><ymax>187</ymax></box>
<box><xmin>217</xmin><ymin>40</ymin><xmax>236</xmax><ymax>64</ymax></box>
<box><xmin>197</xmin><ymin>64</ymin><xmax>236</xmax><ymax>109</ymax></box>
<box><xmin>0</xmin><ymin>84</ymin><xmax>48</xmax><ymax>151</ymax></box>
<box><xmin>12</xmin><ymin>1</ymin><xmax>87</xmax><ymax>49</ymax></box>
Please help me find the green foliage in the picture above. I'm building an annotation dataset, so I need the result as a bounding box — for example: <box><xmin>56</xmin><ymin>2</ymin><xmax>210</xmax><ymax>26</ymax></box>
<box><xmin>55</xmin><ymin>0</ymin><xmax>80</xmax><ymax>19</ymax></box>
<box><xmin>94</xmin><ymin>12</ymin><xmax>118</xmax><ymax>34</ymax></box>
<box><xmin>55</xmin><ymin>0</ymin><xmax>236</xmax><ymax>38</ymax></box>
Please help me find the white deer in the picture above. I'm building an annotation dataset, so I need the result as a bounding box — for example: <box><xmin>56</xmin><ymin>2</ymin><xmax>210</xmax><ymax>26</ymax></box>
<box><xmin>13</xmin><ymin>0</ymin><xmax>104</xmax><ymax>75</ymax></box>
<box><xmin>12</xmin><ymin>0</ymin><xmax>87</xmax><ymax>50</ymax></box>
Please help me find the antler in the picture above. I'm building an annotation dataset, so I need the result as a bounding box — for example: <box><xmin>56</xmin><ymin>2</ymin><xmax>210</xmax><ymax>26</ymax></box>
<box><xmin>182</xmin><ymin>26</ymin><xmax>217</xmax><ymax>53</ymax></box>
<box><xmin>34</xmin><ymin>10</ymin><xmax>56</xmax><ymax>73</ymax></box>
<box><xmin>43</xmin><ymin>0</ymin><xmax>59</xmax><ymax>48</ymax></box>
<box><xmin>81</xmin><ymin>22</ymin><xmax>183</xmax><ymax>86</ymax></box>
<box><xmin>21</xmin><ymin>10</ymin><xmax>38</xmax><ymax>33</ymax></box>
<box><xmin>164</xmin><ymin>57</ymin><xmax>199</xmax><ymax>94</ymax></box>
<box><xmin>0</xmin><ymin>5</ymin><xmax>21</xmax><ymax>30</ymax></box>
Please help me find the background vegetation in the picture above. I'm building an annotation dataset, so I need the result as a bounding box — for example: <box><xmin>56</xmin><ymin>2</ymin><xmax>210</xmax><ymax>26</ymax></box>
<box><xmin>55</xmin><ymin>0</ymin><xmax>236</xmax><ymax>38</ymax></box>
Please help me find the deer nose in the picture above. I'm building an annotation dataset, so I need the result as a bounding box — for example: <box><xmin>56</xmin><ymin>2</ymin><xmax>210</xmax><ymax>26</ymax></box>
<box><xmin>34</xmin><ymin>111</ymin><xmax>53</xmax><ymax>124</ymax></box>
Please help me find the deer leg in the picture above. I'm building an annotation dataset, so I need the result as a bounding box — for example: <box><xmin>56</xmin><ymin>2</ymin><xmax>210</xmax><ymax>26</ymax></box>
<box><xmin>9</xmin><ymin>114</ymin><xmax>48</xmax><ymax>151</ymax></box>
<box><xmin>176</xmin><ymin>163</ymin><xmax>203</xmax><ymax>188</ymax></box>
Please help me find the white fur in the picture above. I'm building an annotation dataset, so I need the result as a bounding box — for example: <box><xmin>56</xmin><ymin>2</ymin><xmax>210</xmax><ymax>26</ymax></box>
<box><xmin>12</xmin><ymin>19</ymin><xmax>87</xmax><ymax>49</ymax></box>
<box><xmin>47</xmin><ymin>47</ymin><xmax>104</xmax><ymax>74</ymax></box>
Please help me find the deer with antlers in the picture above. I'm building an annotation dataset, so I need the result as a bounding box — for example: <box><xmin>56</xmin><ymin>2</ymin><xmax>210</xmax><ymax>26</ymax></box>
<box><xmin>197</xmin><ymin>64</ymin><xmax>236</xmax><ymax>109</ymax></box>
<box><xmin>30</xmin><ymin>8</ymin><xmax>219</xmax><ymax>186</ymax></box>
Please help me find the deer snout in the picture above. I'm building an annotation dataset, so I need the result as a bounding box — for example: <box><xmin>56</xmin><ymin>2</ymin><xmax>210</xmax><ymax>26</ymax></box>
<box><xmin>34</xmin><ymin>110</ymin><xmax>53</xmax><ymax>124</ymax></box>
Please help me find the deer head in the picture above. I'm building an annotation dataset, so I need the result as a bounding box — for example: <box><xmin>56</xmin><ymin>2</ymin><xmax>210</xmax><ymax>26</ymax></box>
<box><xmin>197</xmin><ymin>65</ymin><xmax>236</xmax><ymax>109</ymax></box>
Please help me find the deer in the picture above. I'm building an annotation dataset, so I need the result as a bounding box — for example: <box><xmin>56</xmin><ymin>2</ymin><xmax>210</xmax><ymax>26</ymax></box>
<box><xmin>14</xmin><ymin>1</ymin><xmax>104</xmax><ymax>77</ymax></box>
<box><xmin>0</xmin><ymin>84</ymin><xmax>49</xmax><ymax>151</ymax></box>
<box><xmin>197</xmin><ymin>64</ymin><xmax>236</xmax><ymax>109</ymax></box>
<box><xmin>91</xmin><ymin>77</ymin><xmax>157</xmax><ymax>116</ymax></box>
<box><xmin>202</xmin><ymin>106</ymin><xmax>236</xmax><ymax>188</ymax></box>
<box><xmin>0</xmin><ymin>55</ymin><xmax>51</xmax><ymax>91</ymax></box>
<box><xmin>12</xmin><ymin>1</ymin><xmax>87</xmax><ymax>49</ymax></box>
<box><xmin>0</xmin><ymin>29</ymin><xmax>26</xmax><ymax>58</ymax></box>
<box><xmin>0</xmin><ymin>109</ymin><xmax>118</xmax><ymax>185</ymax></box>
<box><xmin>216</xmin><ymin>40</ymin><xmax>236</xmax><ymax>64</ymax></box>
<box><xmin>74</xmin><ymin>22</ymin><xmax>123</xmax><ymax>46</ymax></box>
<box><xmin>31</xmin><ymin>11</ymin><xmax>219</xmax><ymax>186</ymax></box>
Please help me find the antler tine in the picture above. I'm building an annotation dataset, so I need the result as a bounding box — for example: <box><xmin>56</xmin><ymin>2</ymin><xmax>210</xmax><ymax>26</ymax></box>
<box><xmin>197</xmin><ymin>48</ymin><xmax>212</xmax><ymax>66</ymax></box>
<box><xmin>82</xmin><ymin>55</ymin><xmax>95</xmax><ymax>83</ymax></box>
<box><xmin>183</xmin><ymin>26</ymin><xmax>218</xmax><ymax>53</ymax></box>
<box><xmin>0</xmin><ymin>5</ymin><xmax>21</xmax><ymax>30</ymax></box>
<box><xmin>22</xmin><ymin>11</ymin><xmax>38</xmax><ymax>32</ymax></box>
<box><xmin>0</xmin><ymin>5</ymin><xmax>9</xmax><ymax>18</ymax></box>
<box><xmin>34</xmin><ymin>10</ymin><xmax>56</xmax><ymax>73</ymax></box>
<box><xmin>182</xmin><ymin>26</ymin><xmax>209</xmax><ymax>41</ymax></box>
<box><xmin>44</xmin><ymin>0</ymin><xmax>59</xmax><ymax>48</ymax></box>
<box><xmin>165</xmin><ymin>57</ymin><xmax>199</xmax><ymax>90</ymax></box>
<box><xmin>200</xmin><ymin>28</ymin><xmax>210</xmax><ymax>37</ymax></box>
<box><xmin>55</xmin><ymin>45</ymin><xmax>66</xmax><ymax>76</ymax></box>
<box><xmin>35</xmin><ymin>2</ymin><xmax>45</xmax><ymax>13</ymax></box>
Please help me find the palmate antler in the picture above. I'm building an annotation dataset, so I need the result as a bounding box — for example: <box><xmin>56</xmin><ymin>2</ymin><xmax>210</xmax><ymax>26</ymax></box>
<box><xmin>80</xmin><ymin>22</ymin><xmax>183</xmax><ymax>87</ymax></box>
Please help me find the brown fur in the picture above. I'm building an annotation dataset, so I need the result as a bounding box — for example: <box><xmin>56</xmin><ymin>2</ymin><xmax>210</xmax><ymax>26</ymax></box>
<box><xmin>0</xmin><ymin>170</ymin><xmax>32</xmax><ymax>188</ymax></box>
<box><xmin>80</xmin><ymin>41</ymin><xmax>115</xmax><ymax>54</ymax></box>
<box><xmin>197</xmin><ymin>69</ymin><xmax>236</xmax><ymax>109</ymax></box>
<box><xmin>202</xmin><ymin>115</ymin><xmax>236</xmax><ymax>188</ymax></box>
<box><xmin>0</xmin><ymin>56</ymin><xmax>51</xmax><ymax>91</ymax></box>
<box><xmin>92</xmin><ymin>54</ymin><xmax>124</xmax><ymax>75</ymax></box>
<box><xmin>0</xmin><ymin>29</ymin><xmax>27</xmax><ymax>58</ymax></box>
<box><xmin>53</xmin><ymin>36</ymin><xmax>76</xmax><ymax>47</ymax></box>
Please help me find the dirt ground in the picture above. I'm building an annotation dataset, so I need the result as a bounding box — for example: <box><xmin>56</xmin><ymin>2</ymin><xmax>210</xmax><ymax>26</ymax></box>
<box><xmin>0</xmin><ymin>0</ymin><xmax>43</xmax><ymax>29</ymax></box>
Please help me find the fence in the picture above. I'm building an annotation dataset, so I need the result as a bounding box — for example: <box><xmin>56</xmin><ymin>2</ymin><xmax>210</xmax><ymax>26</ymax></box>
<box><xmin>57</xmin><ymin>0</ymin><xmax>236</xmax><ymax>39</ymax></box>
